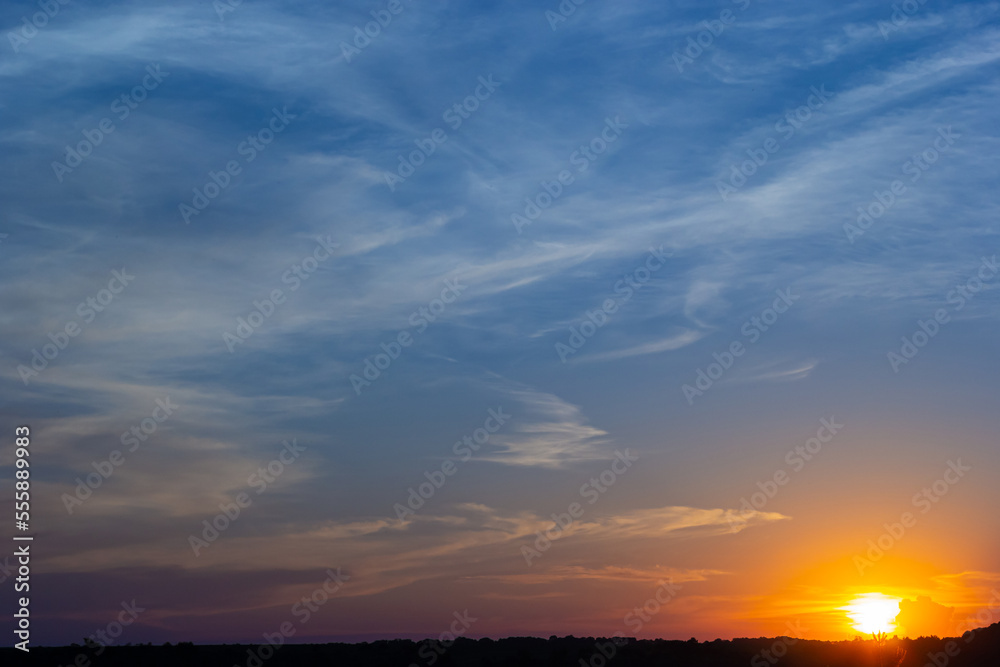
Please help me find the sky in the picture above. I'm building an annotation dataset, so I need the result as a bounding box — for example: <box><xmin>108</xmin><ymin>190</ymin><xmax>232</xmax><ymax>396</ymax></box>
<box><xmin>1</xmin><ymin>0</ymin><xmax>1000</xmax><ymax>648</ymax></box>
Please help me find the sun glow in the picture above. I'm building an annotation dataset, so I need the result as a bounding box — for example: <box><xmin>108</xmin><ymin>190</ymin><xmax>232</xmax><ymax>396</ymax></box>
<box><xmin>842</xmin><ymin>593</ymin><xmax>902</xmax><ymax>634</ymax></box>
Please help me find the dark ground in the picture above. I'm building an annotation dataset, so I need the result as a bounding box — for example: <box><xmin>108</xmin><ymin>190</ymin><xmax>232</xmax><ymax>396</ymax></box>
<box><xmin>4</xmin><ymin>622</ymin><xmax>999</xmax><ymax>666</ymax></box>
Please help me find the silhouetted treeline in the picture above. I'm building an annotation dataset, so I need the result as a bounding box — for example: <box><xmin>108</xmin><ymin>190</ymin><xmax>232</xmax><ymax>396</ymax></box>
<box><xmin>5</xmin><ymin>622</ymin><xmax>1000</xmax><ymax>666</ymax></box>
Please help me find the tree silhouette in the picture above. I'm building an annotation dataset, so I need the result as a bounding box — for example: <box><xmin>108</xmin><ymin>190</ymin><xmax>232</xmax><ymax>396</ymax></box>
<box><xmin>872</xmin><ymin>631</ymin><xmax>906</xmax><ymax>667</ymax></box>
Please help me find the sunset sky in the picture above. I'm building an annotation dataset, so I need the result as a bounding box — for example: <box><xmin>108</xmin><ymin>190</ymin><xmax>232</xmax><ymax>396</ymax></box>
<box><xmin>2</xmin><ymin>0</ymin><xmax>999</xmax><ymax>646</ymax></box>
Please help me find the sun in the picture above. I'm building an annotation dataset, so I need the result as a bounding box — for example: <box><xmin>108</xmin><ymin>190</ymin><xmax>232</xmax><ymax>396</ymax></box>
<box><xmin>841</xmin><ymin>593</ymin><xmax>902</xmax><ymax>634</ymax></box>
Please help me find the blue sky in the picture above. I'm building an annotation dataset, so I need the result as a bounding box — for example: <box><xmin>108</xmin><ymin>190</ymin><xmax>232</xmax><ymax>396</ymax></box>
<box><xmin>2</xmin><ymin>0</ymin><xmax>1000</xmax><ymax>645</ymax></box>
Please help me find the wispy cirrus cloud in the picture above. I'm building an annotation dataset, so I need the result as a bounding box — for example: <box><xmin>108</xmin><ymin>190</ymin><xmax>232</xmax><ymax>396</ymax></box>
<box><xmin>481</xmin><ymin>382</ymin><xmax>612</xmax><ymax>468</ymax></box>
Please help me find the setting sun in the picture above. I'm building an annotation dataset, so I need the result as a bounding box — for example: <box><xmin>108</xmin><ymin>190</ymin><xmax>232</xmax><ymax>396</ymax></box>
<box><xmin>842</xmin><ymin>593</ymin><xmax>902</xmax><ymax>635</ymax></box>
